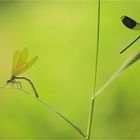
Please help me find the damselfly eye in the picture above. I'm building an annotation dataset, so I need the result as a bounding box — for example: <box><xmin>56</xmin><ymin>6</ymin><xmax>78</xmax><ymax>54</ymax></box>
<box><xmin>121</xmin><ymin>16</ymin><xmax>137</xmax><ymax>29</ymax></box>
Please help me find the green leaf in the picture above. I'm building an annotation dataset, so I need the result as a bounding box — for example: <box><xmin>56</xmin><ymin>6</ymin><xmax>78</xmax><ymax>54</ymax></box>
<box><xmin>93</xmin><ymin>50</ymin><xmax>140</xmax><ymax>99</ymax></box>
<box><xmin>120</xmin><ymin>50</ymin><xmax>140</xmax><ymax>72</ymax></box>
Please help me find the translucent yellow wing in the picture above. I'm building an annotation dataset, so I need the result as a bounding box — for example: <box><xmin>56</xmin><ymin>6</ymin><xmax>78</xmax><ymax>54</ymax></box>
<box><xmin>12</xmin><ymin>48</ymin><xmax>29</xmax><ymax>76</ymax></box>
<box><xmin>12</xmin><ymin>50</ymin><xmax>20</xmax><ymax>74</ymax></box>
<box><xmin>21</xmin><ymin>47</ymin><xmax>28</xmax><ymax>63</ymax></box>
<box><xmin>17</xmin><ymin>56</ymin><xmax>38</xmax><ymax>75</ymax></box>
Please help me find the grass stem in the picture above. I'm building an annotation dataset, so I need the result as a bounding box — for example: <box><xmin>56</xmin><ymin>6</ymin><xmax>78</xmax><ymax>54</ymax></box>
<box><xmin>86</xmin><ymin>0</ymin><xmax>101</xmax><ymax>139</ymax></box>
<box><xmin>34</xmin><ymin>96</ymin><xmax>86</xmax><ymax>137</ymax></box>
<box><xmin>86</xmin><ymin>98</ymin><xmax>96</xmax><ymax>140</ymax></box>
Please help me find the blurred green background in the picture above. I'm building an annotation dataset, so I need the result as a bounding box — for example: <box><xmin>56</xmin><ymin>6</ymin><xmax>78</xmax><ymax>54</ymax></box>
<box><xmin>0</xmin><ymin>0</ymin><xmax>140</xmax><ymax>139</ymax></box>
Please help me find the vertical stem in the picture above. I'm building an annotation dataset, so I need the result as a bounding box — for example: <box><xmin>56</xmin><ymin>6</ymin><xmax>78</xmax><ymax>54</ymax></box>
<box><xmin>86</xmin><ymin>0</ymin><xmax>101</xmax><ymax>139</ymax></box>
<box><xmin>86</xmin><ymin>98</ymin><xmax>96</xmax><ymax>139</ymax></box>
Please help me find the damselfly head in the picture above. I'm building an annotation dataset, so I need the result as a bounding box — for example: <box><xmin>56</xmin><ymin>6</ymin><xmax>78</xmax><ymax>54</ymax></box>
<box><xmin>121</xmin><ymin>16</ymin><xmax>137</xmax><ymax>29</ymax></box>
<box><xmin>6</xmin><ymin>75</ymin><xmax>15</xmax><ymax>84</ymax></box>
<box><xmin>7</xmin><ymin>80</ymin><xmax>11</xmax><ymax>84</ymax></box>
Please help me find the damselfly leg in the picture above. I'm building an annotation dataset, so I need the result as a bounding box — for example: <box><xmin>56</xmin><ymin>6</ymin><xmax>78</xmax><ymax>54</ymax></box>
<box><xmin>120</xmin><ymin>36</ymin><xmax>140</xmax><ymax>54</ymax></box>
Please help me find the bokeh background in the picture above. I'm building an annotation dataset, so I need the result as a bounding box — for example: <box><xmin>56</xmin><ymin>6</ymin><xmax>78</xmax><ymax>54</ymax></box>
<box><xmin>0</xmin><ymin>0</ymin><xmax>140</xmax><ymax>139</ymax></box>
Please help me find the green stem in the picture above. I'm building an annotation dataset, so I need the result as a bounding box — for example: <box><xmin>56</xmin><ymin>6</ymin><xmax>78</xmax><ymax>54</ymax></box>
<box><xmin>86</xmin><ymin>98</ymin><xmax>96</xmax><ymax>140</ymax></box>
<box><xmin>86</xmin><ymin>0</ymin><xmax>101</xmax><ymax>139</ymax></box>
<box><xmin>14</xmin><ymin>77</ymin><xmax>86</xmax><ymax>137</ymax></box>
<box><xmin>93</xmin><ymin>69</ymin><xmax>121</xmax><ymax>99</ymax></box>
<box><xmin>34</xmin><ymin>97</ymin><xmax>86</xmax><ymax>137</ymax></box>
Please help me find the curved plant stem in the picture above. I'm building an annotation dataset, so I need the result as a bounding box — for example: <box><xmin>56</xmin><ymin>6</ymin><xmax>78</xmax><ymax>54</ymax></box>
<box><xmin>86</xmin><ymin>0</ymin><xmax>101</xmax><ymax>139</ymax></box>
<box><xmin>35</xmin><ymin>97</ymin><xmax>86</xmax><ymax>137</ymax></box>
<box><xmin>0</xmin><ymin>87</ymin><xmax>86</xmax><ymax>138</ymax></box>
<box><xmin>27</xmin><ymin>93</ymin><xmax>86</xmax><ymax>137</ymax></box>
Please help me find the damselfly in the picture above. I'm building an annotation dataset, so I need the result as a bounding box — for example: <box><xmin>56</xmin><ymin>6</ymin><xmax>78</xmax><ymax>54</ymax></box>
<box><xmin>120</xmin><ymin>16</ymin><xmax>140</xmax><ymax>54</ymax></box>
<box><xmin>7</xmin><ymin>48</ymin><xmax>39</xmax><ymax>97</ymax></box>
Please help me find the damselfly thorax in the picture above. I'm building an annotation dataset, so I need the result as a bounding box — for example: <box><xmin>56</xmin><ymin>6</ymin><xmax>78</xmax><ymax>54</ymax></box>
<box><xmin>7</xmin><ymin>75</ymin><xmax>15</xmax><ymax>83</ymax></box>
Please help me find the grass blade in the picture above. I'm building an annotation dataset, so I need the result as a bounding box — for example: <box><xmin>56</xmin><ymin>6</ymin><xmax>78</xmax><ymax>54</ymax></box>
<box><xmin>93</xmin><ymin>50</ymin><xmax>140</xmax><ymax>99</ymax></box>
